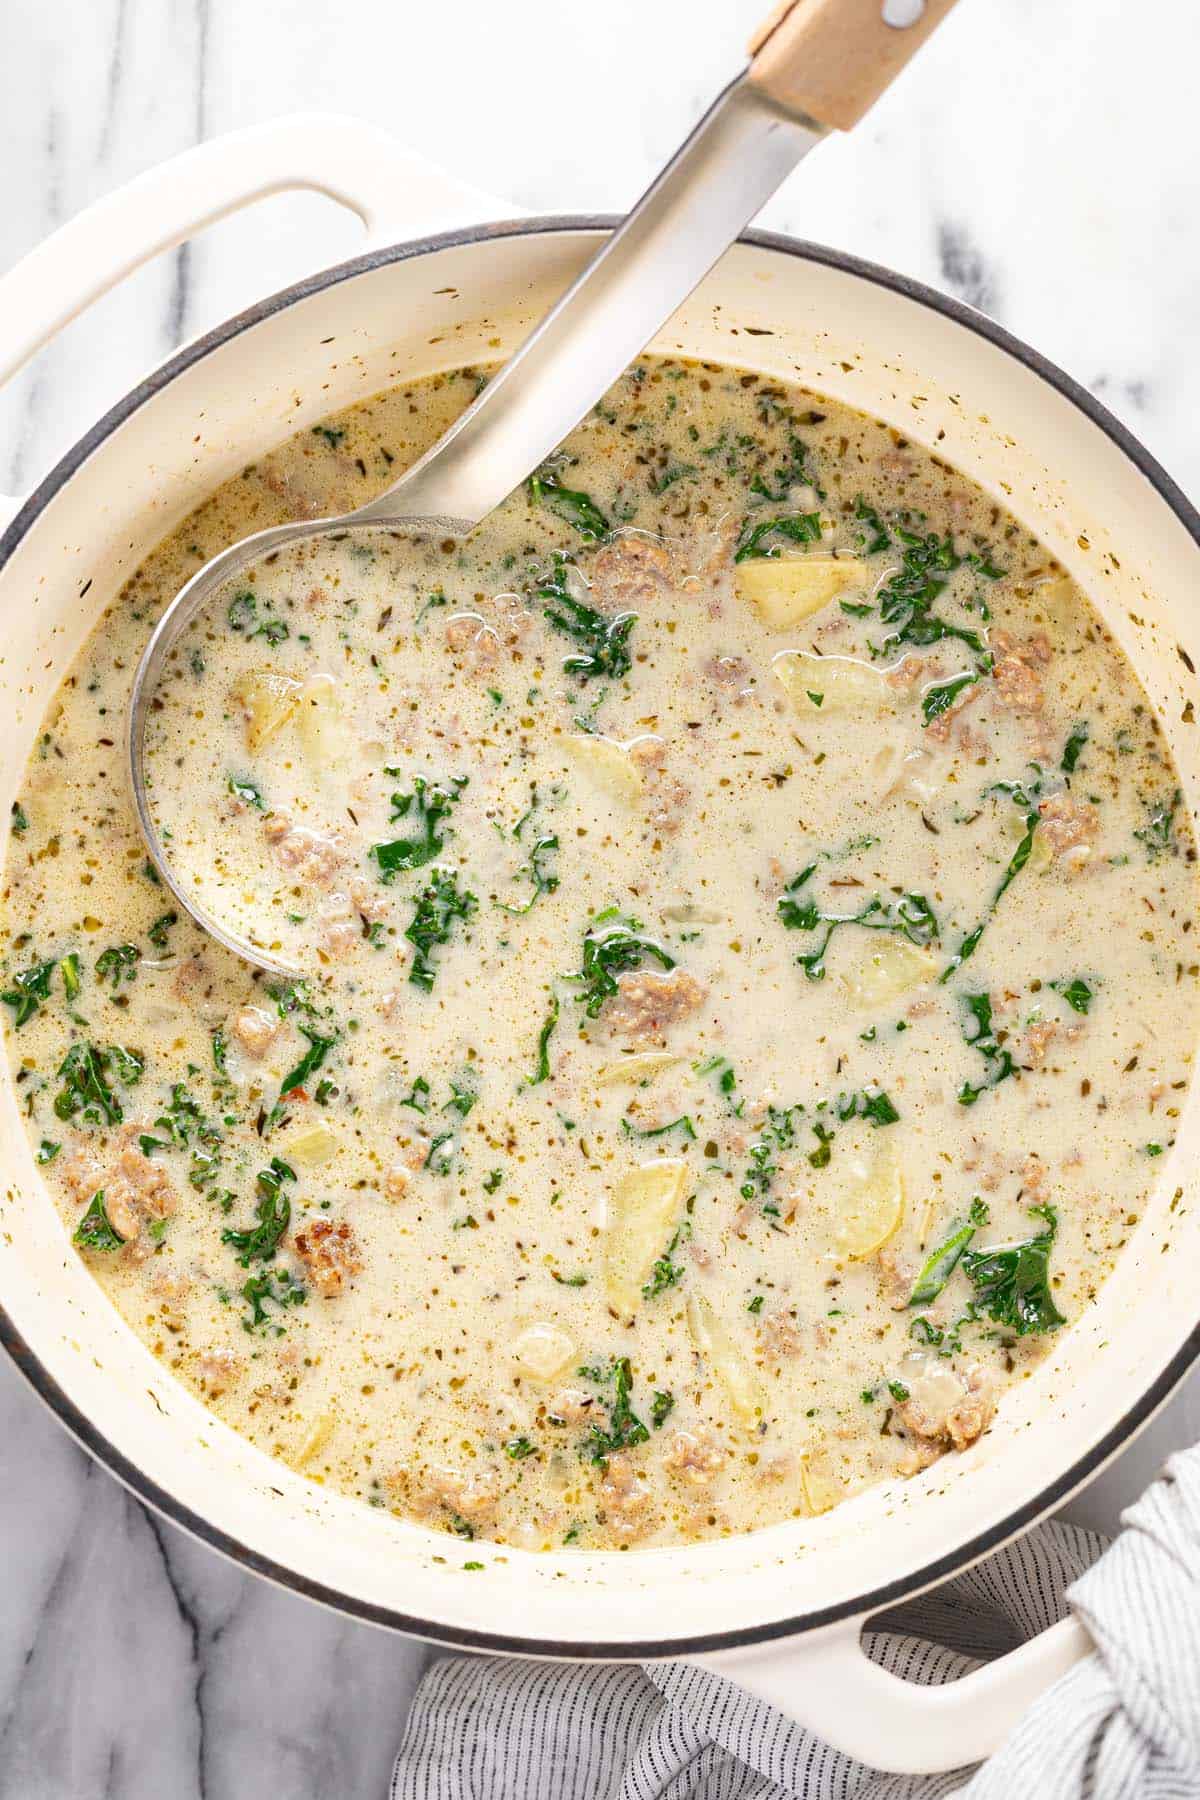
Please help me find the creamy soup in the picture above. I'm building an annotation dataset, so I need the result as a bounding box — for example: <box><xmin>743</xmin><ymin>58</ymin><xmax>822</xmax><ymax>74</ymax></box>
<box><xmin>3</xmin><ymin>358</ymin><xmax>1195</xmax><ymax>1552</ymax></box>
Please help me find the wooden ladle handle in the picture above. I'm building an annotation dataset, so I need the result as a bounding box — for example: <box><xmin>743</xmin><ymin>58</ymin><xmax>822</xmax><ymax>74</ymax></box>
<box><xmin>747</xmin><ymin>0</ymin><xmax>960</xmax><ymax>132</ymax></box>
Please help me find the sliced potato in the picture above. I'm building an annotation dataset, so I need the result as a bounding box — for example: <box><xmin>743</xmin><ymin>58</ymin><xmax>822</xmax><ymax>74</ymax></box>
<box><xmin>563</xmin><ymin>732</ymin><xmax>645</xmax><ymax>804</ymax></box>
<box><xmin>282</xmin><ymin>1120</ymin><xmax>340</xmax><ymax>1166</ymax></box>
<box><xmin>510</xmin><ymin>1322</ymin><xmax>577</xmax><ymax>1383</ymax></box>
<box><xmin>595</xmin><ymin>1051</ymin><xmax>683</xmax><ymax>1088</ymax></box>
<box><xmin>232</xmin><ymin>670</ymin><xmax>302</xmax><ymax>751</ymax></box>
<box><xmin>800</xmin><ymin>1448</ymin><xmax>842</xmax><ymax>1516</ymax></box>
<box><xmin>832</xmin><ymin>1139</ymin><xmax>904</xmax><ymax>1260</ymax></box>
<box><xmin>296</xmin><ymin>672</ymin><xmax>351</xmax><ymax>774</ymax></box>
<box><xmin>661</xmin><ymin>901</ymin><xmax>723</xmax><ymax>925</ymax></box>
<box><xmin>687</xmin><ymin>1290</ymin><xmax>762</xmax><ymax>1422</ymax></box>
<box><xmin>737</xmin><ymin>555</ymin><xmax>872</xmax><ymax>628</ymax></box>
<box><xmin>841</xmin><ymin>939</ymin><xmax>937</xmax><ymax>1011</ymax></box>
<box><xmin>293</xmin><ymin>1409</ymin><xmax>336</xmax><ymax>1467</ymax></box>
<box><xmin>773</xmin><ymin>649</ymin><xmax>894</xmax><ymax>715</ymax></box>
<box><xmin>604</xmin><ymin>1158</ymin><xmax>688</xmax><ymax>1315</ymax></box>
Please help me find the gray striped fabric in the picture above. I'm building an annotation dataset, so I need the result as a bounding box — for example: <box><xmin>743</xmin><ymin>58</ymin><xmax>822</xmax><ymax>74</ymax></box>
<box><xmin>391</xmin><ymin>1449</ymin><xmax>1200</xmax><ymax>1798</ymax></box>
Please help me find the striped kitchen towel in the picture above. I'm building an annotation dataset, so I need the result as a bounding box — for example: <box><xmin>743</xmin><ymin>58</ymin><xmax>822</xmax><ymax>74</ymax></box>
<box><xmin>391</xmin><ymin>1447</ymin><xmax>1200</xmax><ymax>1797</ymax></box>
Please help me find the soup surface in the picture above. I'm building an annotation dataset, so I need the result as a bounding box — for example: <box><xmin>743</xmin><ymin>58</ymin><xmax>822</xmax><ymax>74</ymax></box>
<box><xmin>3</xmin><ymin>358</ymin><xmax>1195</xmax><ymax>1551</ymax></box>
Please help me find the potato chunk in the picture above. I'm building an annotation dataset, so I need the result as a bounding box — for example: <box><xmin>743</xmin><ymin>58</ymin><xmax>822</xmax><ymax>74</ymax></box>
<box><xmin>510</xmin><ymin>1323</ymin><xmax>577</xmax><ymax>1383</ymax></box>
<box><xmin>841</xmin><ymin>940</ymin><xmax>938</xmax><ymax>1011</ymax></box>
<box><xmin>563</xmin><ymin>732</ymin><xmax>647</xmax><ymax>804</ymax></box>
<box><xmin>604</xmin><ymin>1158</ymin><xmax>688</xmax><ymax>1315</ymax></box>
<box><xmin>282</xmin><ymin>1121</ymin><xmax>340</xmax><ymax>1166</ymax></box>
<box><xmin>687</xmin><ymin>1291</ymin><xmax>761</xmax><ymax>1422</ymax></box>
<box><xmin>737</xmin><ymin>556</ymin><xmax>872</xmax><ymax>627</ymax></box>
<box><xmin>773</xmin><ymin>649</ymin><xmax>894</xmax><ymax>714</ymax></box>
<box><xmin>231</xmin><ymin>670</ymin><xmax>302</xmax><ymax>751</ymax></box>
<box><xmin>296</xmin><ymin>672</ymin><xmax>351</xmax><ymax>774</ymax></box>
<box><xmin>595</xmin><ymin>1051</ymin><xmax>683</xmax><ymax>1088</ymax></box>
<box><xmin>832</xmin><ymin>1139</ymin><xmax>904</xmax><ymax>1260</ymax></box>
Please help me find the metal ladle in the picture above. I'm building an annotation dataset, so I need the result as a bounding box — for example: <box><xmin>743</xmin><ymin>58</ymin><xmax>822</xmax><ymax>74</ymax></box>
<box><xmin>128</xmin><ymin>0</ymin><xmax>957</xmax><ymax>975</ymax></box>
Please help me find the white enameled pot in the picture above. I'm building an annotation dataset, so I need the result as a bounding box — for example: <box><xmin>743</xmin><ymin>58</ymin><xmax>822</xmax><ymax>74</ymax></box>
<box><xmin>1</xmin><ymin>116</ymin><xmax>1198</xmax><ymax>1776</ymax></box>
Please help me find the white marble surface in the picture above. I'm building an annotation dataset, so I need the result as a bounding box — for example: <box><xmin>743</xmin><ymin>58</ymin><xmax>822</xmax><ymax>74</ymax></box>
<box><xmin>0</xmin><ymin>0</ymin><xmax>1197</xmax><ymax>1793</ymax></box>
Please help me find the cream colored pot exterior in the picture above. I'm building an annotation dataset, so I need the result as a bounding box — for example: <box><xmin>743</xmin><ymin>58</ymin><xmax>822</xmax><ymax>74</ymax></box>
<box><xmin>0</xmin><ymin>118</ymin><xmax>1197</xmax><ymax>1774</ymax></box>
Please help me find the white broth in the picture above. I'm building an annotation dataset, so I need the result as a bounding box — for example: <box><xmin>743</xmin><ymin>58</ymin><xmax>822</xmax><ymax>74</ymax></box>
<box><xmin>3</xmin><ymin>357</ymin><xmax>1195</xmax><ymax>1550</ymax></box>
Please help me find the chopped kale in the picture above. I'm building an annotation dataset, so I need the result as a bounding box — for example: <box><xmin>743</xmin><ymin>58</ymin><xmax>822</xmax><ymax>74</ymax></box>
<box><xmin>60</xmin><ymin>953</ymin><xmax>81</xmax><ymax>1004</ymax></box>
<box><xmin>1134</xmin><ymin>789</ymin><xmax>1181</xmax><ymax>862</ymax></box>
<box><xmin>504</xmin><ymin>1436</ymin><xmax>537</xmax><ymax>1461</ymax></box>
<box><xmin>95</xmin><ymin>943</ymin><xmax>140</xmax><ymax>989</ymax></box>
<box><xmin>1053</xmin><ymin>977</ymin><xmax>1093</xmax><ymax>1015</ymax></box>
<box><xmin>1061</xmin><ymin>722</ymin><xmax>1089</xmax><ymax>774</ymax></box>
<box><xmin>580</xmin><ymin>1357</ymin><xmax>649</xmax><ymax>1465</ymax></box>
<box><xmin>539</xmin><ymin>556</ymin><xmax>636</xmax><ymax>683</ymax></box>
<box><xmin>399</xmin><ymin>1075</ymin><xmax>431</xmax><ymax>1113</ymax></box>
<box><xmin>622</xmin><ymin>1113</ymin><xmax>697</xmax><ymax>1142</ymax></box>
<box><xmin>733</xmin><ymin>511</ymin><xmax>822</xmax><ymax>563</ymax></box>
<box><xmin>497</xmin><ymin>833</ymin><xmax>559</xmax><ymax>916</ymax></box>
<box><xmin>566</xmin><ymin>910</ymin><xmax>676</xmax><ymax>1018</ymax></box>
<box><xmin>642</xmin><ymin>1228</ymin><xmax>686</xmax><ymax>1299</ymax></box>
<box><xmin>279</xmin><ymin>1024</ymin><xmax>336</xmax><ymax>1099</ymax></box>
<box><xmin>54</xmin><ymin>1043</ymin><xmax>140</xmax><ymax>1127</ymax></box>
<box><xmin>147</xmin><ymin>912</ymin><xmax>178</xmax><ymax>951</ymax></box>
<box><xmin>370</xmin><ymin>774</ymin><xmax>467</xmax><ymax>880</ymax></box>
<box><xmin>221</xmin><ymin>1157</ymin><xmax>295</xmax><ymax>1267</ymax></box>
<box><xmin>854</xmin><ymin>497</ymin><xmax>891</xmax><ymax>555</ymax></box>
<box><xmin>961</xmin><ymin>1205</ymin><xmax>1065</xmax><ymax>1336</ymax></box>
<box><xmin>650</xmin><ymin>1390</ymin><xmax>675</xmax><ymax>1429</ymax></box>
<box><xmin>922</xmin><ymin>670</ymin><xmax>980</xmax><ymax>725</ymax></box>
<box><xmin>909</xmin><ymin>1198</ymin><xmax>989</xmax><ymax>1305</ymax></box>
<box><xmin>529</xmin><ymin>993</ymin><xmax>560</xmax><ymax>1085</ymax></box>
<box><xmin>1</xmin><ymin>958</ymin><xmax>56</xmax><ymax>1027</ymax></box>
<box><xmin>957</xmin><ymin>991</ymin><xmax>1017</xmax><ymax>1106</ymax></box>
<box><xmin>73</xmin><ymin>1190</ymin><xmax>125</xmax><ymax>1253</ymax></box>
<box><xmin>405</xmin><ymin>868</ymin><xmax>477</xmax><ymax>991</ymax></box>
<box><xmin>778</xmin><ymin>865</ymin><xmax>938</xmax><ymax>980</ymax></box>
<box><xmin>36</xmin><ymin>1139</ymin><xmax>61</xmax><ymax>1164</ymax></box>
<box><xmin>941</xmin><ymin>790</ymin><xmax>1040</xmax><ymax>982</ymax></box>
<box><xmin>528</xmin><ymin>470</ymin><xmax>611</xmax><ymax>541</ymax></box>
<box><xmin>228</xmin><ymin>773</ymin><xmax>265</xmax><ymax>810</ymax></box>
<box><xmin>240</xmin><ymin>1268</ymin><xmax>306</xmax><ymax>1334</ymax></box>
<box><xmin>747</xmin><ymin>434</ymin><xmax>814</xmax><ymax>504</ymax></box>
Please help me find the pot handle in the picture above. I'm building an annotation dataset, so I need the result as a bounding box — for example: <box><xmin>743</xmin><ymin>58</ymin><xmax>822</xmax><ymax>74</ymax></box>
<box><xmin>691</xmin><ymin>1609</ymin><xmax>1093</xmax><ymax>1774</ymax></box>
<box><xmin>0</xmin><ymin>114</ymin><xmax>512</xmax><ymax>518</ymax></box>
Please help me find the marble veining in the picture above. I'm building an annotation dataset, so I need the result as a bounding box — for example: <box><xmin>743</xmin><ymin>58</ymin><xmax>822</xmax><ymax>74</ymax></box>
<box><xmin>0</xmin><ymin>0</ymin><xmax>1197</xmax><ymax>1793</ymax></box>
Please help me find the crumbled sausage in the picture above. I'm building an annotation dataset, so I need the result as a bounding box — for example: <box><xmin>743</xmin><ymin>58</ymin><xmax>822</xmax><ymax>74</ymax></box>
<box><xmin>896</xmin><ymin>1362</ymin><xmax>995</xmax><ymax>1454</ymax></box>
<box><xmin>628</xmin><ymin>738</ymin><xmax>690</xmax><ymax>832</ymax></box>
<box><xmin>315</xmin><ymin>892</ymin><xmax>361</xmax><ymax>958</ymax></box>
<box><xmin>663</xmin><ymin>1429</ymin><xmax>726</xmax><ymax>1487</ymax></box>
<box><xmin>197</xmin><ymin>1348</ymin><xmax>243</xmax><ymax>1395</ymax></box>
<box><xmin>384</xmin><ymin>1161</ymin><xmax>411</xmax><ymax>1200</ymax></box>
<box><xmin>64</xmin><ymin>1124</ymin><xmax>177</xmax><ymax>1248</ymax></box>
<box><xmin>990</xmin><ymin>629</ymin><xmax>1051</xmax><ymax>714</ymax></box>
<box><xmin>232</xmin><ymin>1004</ymin><xmax>278</xmax><ymax>1059</ymax></box>
<box><xmin>1038</xmin><ymin>791</ymin><xmax>1100</xmax><ymax>871</ymax></box>
<box><xmin>758</xmin><ymin>1309</ymin><xmax>803</xmax><ymax>1356</ymax></box>
<box><xmin>545</xmin><ymin>1386</ymin><xmax>596</xmax><ymax>1425</ymax></box>
<box><xmin>592</xmin><ymin>535</ymin><xmax>673</xmax><ymax>606</ymax></box>
<box><xmin>444</xmin><ymin>593</ymin><xmax>532</xmax><ymax>669</ymax></box>
<box><xmin>294</xmin><ymin>1218</ymin><xmax>362</xmax><ymax>1296</ymax></box>
<box><xmin>426</xmin><ymin>1462</ymin><xmax>500</xmax><ymax>1521</ymax></box>
<box><xmin>605</xmin><ymin>969</ymin><xmax>706</xmax><ymax>1044</ymax></box>
<box><xmin>263</xmin><ymin>811</ymin><xmax>344</xmax><ymax>884</ymax></box>
<box><xmin>598</xmin><ymin>1451</ymin><xmax>651</xmax><ymax>1523</ymax></box>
